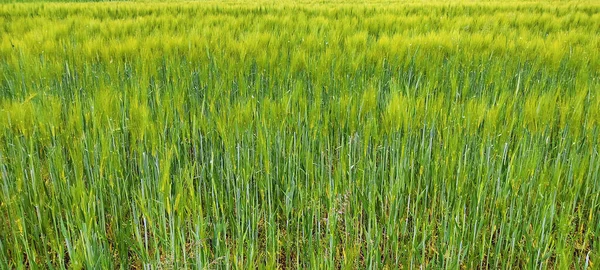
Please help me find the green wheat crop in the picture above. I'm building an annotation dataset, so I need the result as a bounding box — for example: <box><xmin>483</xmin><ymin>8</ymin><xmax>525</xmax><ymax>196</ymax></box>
<box><xmin>0</xmin><ymin>1</ymin><xmax>599</xmax><ymax>269</ymax></box>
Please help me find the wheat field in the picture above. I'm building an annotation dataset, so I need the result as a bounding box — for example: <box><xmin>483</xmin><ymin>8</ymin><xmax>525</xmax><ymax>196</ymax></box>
<box><xmin>0</xmin><ymin>1</ymin><xmax>599</xmax><ymax>268</ymax></box>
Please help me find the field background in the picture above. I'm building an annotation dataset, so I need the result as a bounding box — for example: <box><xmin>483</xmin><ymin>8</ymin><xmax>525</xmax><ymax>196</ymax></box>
<box><xmin>1</xmin><ymin>1</ymin><xmax>599</xmax><ymax>268</ymax></box>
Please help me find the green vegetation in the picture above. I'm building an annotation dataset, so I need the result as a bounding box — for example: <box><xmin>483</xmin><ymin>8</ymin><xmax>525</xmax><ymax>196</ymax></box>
<box><xmin>1</xmin><ymin>1</ymin><xmax>599</xmax><ymax>268</ymax></box>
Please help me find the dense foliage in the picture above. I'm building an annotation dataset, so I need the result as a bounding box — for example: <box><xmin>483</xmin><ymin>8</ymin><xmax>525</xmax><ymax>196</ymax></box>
<box><xmin>1</xmin><ymin>1</ymin><xmax>599</xmax><ymax>268</ymax></box>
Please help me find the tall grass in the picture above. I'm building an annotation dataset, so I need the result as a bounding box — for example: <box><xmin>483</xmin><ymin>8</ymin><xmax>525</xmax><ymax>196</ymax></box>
<box><xmin>0</xmin><ymin>1</ymin><xmax>599</xmax><ymax>268</ymax></box>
